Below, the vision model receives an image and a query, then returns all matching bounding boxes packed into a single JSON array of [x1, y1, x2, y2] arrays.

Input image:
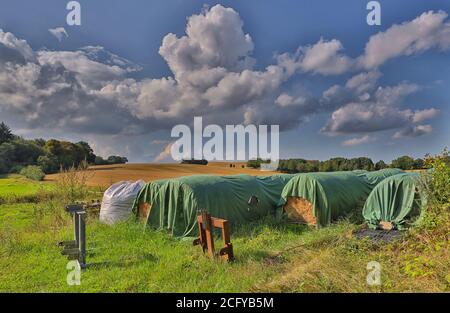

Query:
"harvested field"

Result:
[[45, 162, 277, 187]]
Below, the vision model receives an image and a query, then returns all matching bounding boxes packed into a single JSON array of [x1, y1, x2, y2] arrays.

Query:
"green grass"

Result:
[[0, 176, 448, 292], [0, 175, 54, 202]]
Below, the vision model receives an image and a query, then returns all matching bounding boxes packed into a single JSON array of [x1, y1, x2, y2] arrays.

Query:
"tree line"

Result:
[[0, 122, 128, 175], [247, 155, 428, 172]]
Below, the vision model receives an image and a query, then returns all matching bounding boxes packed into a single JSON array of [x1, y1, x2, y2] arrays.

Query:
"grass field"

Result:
[[0, 175, 55, 205], [0, 164, 449, 292], [45, 162, 276, 187]]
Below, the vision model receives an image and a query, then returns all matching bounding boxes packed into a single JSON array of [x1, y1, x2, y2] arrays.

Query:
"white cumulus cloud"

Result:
[[342, 135, 373, 146], [48, 27, 68, 42]]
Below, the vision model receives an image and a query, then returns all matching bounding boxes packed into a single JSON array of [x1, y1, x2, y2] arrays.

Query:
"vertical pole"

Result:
[[78, 211, 86, 268], [74, 212, 79, 246], [204, 213, 215, 258], [221, 220, 231, 244], [221, 220, 234, 261], [197, 215, 207, 252]]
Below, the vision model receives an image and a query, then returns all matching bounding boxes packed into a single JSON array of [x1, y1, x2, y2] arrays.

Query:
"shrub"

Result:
[[56, 164, 92, 204], [416, 148, 450, 231], [8, 164, 24, 174], [20, 165, 45, 181]]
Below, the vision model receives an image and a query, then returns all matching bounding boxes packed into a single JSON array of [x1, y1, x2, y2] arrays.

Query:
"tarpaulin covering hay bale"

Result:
[[278, 169, 403, 227], [364, 168, 405, 186], [132, 179, 168, 221], [135, 174, 295, 237], [362, 172, 426, 230]]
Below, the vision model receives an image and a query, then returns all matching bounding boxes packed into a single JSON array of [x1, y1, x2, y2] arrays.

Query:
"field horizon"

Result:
[[44, 162, 277, 187]]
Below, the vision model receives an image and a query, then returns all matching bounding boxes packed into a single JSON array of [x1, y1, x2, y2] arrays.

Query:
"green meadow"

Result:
[[0, 165, 448, 292]]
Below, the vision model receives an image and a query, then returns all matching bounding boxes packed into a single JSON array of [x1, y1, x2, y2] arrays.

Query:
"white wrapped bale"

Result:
[[99, 180, 145, 224]]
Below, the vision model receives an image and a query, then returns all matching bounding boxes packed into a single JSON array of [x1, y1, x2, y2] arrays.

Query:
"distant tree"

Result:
[[107, 155, 128, 164], [354, 157, 375, 171], [44, 139, 84, 168], [0, 142, 15, 173], [0, 123, 127, 173], [413, 158, 424, 169], [391, 155, 415, 170], [76, 141, 96, 164], [375, 160, 388, 170], [94, 156, 109, 165], [32, 138, 47, 147], [287, 159, 298, 173], [181, 159, 208, 165], [319, 160, 333, 172], [307, 160, 320, 172], [0, 122, 13, 145], [37, 155, 59, 173], [246, 158, 269, 169]]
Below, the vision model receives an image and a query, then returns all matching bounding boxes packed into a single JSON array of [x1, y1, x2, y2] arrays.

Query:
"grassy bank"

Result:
[[0, 175, 55, 204]]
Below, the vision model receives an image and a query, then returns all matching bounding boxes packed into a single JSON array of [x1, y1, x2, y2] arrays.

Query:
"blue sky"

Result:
[[0, 0, 449, 162]]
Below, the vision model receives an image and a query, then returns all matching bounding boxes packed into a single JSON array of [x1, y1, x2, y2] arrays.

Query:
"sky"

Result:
[[0, 0, 449, 163]]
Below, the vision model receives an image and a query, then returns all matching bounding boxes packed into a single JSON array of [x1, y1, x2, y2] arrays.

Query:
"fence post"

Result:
[[78, 211, 86, 269]]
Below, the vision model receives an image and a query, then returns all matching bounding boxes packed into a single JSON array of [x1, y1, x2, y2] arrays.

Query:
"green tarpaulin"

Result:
[[365, 168, 404, 187], [362, 172, 425, 230], [132, 179, 168, 214], [135, 174, 295, 237], [278, 169, 403, 227]]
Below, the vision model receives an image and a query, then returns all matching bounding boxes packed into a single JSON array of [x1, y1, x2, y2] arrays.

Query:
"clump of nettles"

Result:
[[33, 162, 92, 229], [56, 161, 92, 205], [416, 148, 450, 233]]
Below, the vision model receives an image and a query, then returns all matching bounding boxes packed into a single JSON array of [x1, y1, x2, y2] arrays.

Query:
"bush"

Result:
[[20, 165, 45, 181], [56, 164, 92, 204], [8, 164, 24, 174], [416, 149, 450, 231]]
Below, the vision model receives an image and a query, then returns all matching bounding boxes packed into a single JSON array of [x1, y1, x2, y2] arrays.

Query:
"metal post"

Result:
[[74, 212, 79, 246], [78, 211, 86, 269]]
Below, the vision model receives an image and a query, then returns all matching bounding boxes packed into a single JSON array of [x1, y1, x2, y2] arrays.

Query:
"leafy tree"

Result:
[[44, 139, 85, 168], [375, 160, 388, 170], [0, 124, 127, 174], [414, 158, 424, 169], [37, 155, 59, 173], [94, 156, 109, 165], [391, 155, 415, 170], [107, 155, 128, 164], [0, 142, 16, 173], [319, 160, 333, 172], [0, 122, 13, 144], [246, 158, 270, 169], [32, 138, 47, 147], [287, 159, 298, 173], [76, 141, 96, 164]]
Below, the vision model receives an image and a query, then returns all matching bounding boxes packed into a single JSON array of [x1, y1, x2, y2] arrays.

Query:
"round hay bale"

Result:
[[138, 202, 152, 222], [284, 196, 317, 225]]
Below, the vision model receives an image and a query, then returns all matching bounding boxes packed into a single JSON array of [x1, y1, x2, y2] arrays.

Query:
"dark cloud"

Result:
[[393, 124, 433, 138]]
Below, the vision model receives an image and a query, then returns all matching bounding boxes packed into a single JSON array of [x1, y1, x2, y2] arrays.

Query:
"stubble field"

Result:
[[45, 162, 276, 187]]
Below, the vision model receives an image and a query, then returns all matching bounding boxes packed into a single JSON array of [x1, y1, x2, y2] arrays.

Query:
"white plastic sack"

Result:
[[99, 180, 145, 225]]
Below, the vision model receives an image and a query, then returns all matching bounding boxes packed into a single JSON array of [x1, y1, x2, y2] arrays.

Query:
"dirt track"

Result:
[[45, 162, 277, 187]]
